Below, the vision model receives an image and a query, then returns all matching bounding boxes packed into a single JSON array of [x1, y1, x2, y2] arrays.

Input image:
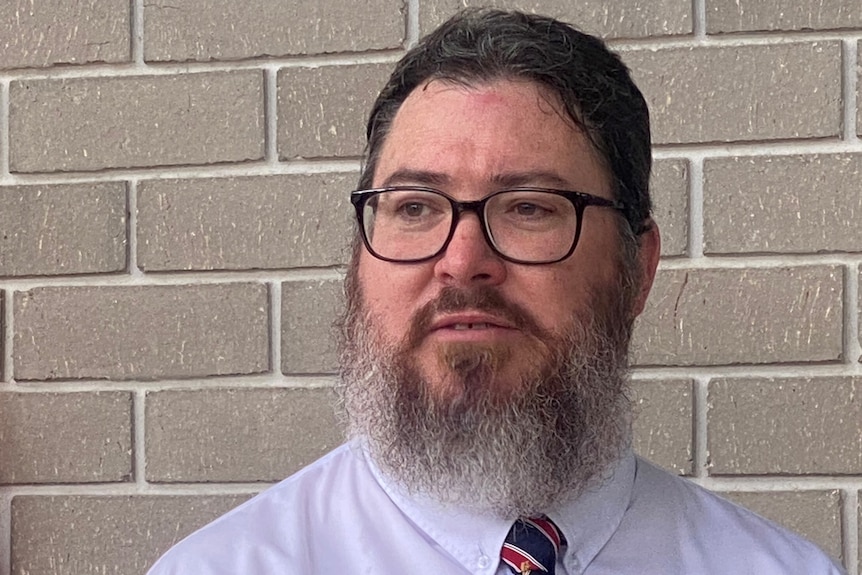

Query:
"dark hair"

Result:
[[359, 8, 653, 236]]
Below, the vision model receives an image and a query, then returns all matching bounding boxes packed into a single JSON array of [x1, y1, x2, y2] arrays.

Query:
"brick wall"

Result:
[[0, 1, 859, 573]]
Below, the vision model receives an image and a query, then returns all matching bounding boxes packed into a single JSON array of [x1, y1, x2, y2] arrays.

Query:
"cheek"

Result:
[[509, 265, 609, 333], [358, 257, 430, 336]]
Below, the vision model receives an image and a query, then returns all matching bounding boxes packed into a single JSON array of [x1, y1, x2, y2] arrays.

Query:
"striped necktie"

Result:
[[501, 516, 565, 574]]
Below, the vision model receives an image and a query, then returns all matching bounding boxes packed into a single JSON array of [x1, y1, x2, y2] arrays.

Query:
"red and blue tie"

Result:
[[501, 516, 565, 574]]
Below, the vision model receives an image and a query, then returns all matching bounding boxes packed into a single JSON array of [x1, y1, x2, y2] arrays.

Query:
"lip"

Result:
[[429, 312, 517, 332]]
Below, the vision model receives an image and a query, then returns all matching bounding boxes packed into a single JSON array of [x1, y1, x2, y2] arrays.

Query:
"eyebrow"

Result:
[[378, 169, 576, 190], [380, 169, 451, 188], [489, 171, 575, 189]]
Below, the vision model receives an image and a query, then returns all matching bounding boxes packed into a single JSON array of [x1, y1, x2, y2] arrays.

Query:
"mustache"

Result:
[[404, 286, 548, 349]]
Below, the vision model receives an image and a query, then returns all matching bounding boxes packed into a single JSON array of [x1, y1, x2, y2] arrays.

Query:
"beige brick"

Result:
[[278, 64, 393, 159], [632, 266, 843, 366], [282, 279, 343, 374], [721, 491, 843, 562], [144, 0, 404, 62], [0, 392, 131, 484], [707, 0, 862, 33], [13, 284, 269, 381], [631, 379, 693, 475], [419, 0, 692, 39], [704, 154, 862, 254], [0, 0, 129, 70], [859, 43, 862, 139], [146, 387, 341, 482], [11, 495, 248, 575], [624, 42, 842, 145], [9, 72, 264, 173], [0, 183, 126, 277], [137, 174, 355, 271], [651, 159, 689, 257], [708, 377, 862, 474], [859, 265, 862, 364]]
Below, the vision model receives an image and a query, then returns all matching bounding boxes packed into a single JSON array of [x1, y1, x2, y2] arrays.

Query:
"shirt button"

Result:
[[477, 555, 490, 568]]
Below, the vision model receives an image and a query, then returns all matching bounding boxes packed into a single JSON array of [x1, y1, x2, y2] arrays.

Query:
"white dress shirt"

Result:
[[147, 440, 845, 574]]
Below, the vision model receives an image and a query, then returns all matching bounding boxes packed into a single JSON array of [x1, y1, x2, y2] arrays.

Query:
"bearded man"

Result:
[[148, 9, 845, 575]]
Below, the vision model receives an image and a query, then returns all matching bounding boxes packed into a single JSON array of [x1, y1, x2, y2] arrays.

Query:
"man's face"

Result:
[[358, 79, 643, 402], [342, 78, 660, 515]]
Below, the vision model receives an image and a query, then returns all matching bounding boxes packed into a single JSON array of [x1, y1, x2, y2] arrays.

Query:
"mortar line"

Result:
[[652, 139, 862, 157], [842, 489, 859, 575], [0, 266, 348, 289], [1, 252, 857, 289], [692, 376, 709, 478], [658, 253, 862, 268], [0, 490, 10, 575], [269, 282, 282, 379], [632, 362, 862, 380], [692, 0, 706, 39], [133, 389, 147, 489], [0, 79, 10, 182], [610, 30, 862, 50], [131, 0, 145, 66], [5, 360, 859, 392], [3, 52, 404, 81], [686, 156, 705, 259], [406, 0, 421, 47], [6, 477, 862, 496], [3, 483, 269, 497], [127, 179, 143, 279], [0, 253, 859, 289], [264, 68, 279, 164], [691, 476, 862, 491], [0, 374, 337, 394], [2, 158, 363, 186], [843, 39, 859, 143]]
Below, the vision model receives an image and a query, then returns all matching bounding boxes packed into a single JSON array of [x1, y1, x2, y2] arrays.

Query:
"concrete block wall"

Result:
[[0, 0, 859, 573]]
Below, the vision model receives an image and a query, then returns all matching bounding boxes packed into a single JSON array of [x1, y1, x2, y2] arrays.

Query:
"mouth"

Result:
[[430, 314, 516, 333], [451, 322, 494, 330]]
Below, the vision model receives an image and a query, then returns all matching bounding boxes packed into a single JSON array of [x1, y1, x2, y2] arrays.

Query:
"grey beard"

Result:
[[337, 286, 634, 519]]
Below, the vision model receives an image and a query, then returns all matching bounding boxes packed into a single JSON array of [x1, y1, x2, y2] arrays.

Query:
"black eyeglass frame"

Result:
[[350, 186, 627, 265]]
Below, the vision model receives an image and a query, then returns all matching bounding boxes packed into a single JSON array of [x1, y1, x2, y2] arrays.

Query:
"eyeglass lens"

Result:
[[361, 189, 579, 263]]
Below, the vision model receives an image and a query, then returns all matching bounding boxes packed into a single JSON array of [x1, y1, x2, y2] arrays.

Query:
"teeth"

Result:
[[452, 323, 490, 330]]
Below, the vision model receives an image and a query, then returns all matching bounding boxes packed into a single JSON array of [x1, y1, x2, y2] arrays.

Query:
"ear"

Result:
[[629, 219, 661, 318]]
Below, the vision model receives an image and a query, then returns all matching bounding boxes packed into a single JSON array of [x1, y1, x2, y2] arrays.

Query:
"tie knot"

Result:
[[501, 516, 565, 574]]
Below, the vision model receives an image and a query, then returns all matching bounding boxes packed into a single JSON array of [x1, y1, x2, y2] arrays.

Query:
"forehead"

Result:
[[372, 78, 611, 196]]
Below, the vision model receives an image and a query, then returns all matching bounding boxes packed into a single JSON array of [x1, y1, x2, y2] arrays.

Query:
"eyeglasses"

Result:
[[350, 186, 626, 265]]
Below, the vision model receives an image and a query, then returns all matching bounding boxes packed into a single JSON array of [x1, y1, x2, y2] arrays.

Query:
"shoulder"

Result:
[[621, 457, 845, 575], [146, 442, 369, 575]]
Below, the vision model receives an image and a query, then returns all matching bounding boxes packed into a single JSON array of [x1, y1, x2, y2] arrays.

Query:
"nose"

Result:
[[433, 212, 507, 286]]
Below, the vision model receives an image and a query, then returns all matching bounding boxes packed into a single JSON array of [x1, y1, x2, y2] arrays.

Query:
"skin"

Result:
[[358, 78, 661, 400]]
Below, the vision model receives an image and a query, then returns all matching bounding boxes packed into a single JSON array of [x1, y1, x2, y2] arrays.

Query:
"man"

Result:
[[148, 9, 845, 574]]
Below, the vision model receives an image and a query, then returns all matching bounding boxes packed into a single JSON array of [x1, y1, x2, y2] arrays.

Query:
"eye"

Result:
[[399, 201, 430, 218], [511, 202, 552, 218]]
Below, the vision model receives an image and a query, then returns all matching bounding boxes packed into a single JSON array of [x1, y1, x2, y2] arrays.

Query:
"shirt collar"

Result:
[[360, 442, 636, 574], [547, 452, 636, 573]]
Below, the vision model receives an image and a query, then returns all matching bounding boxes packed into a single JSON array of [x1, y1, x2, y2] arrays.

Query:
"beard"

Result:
[[337, 260, 636, 518]]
